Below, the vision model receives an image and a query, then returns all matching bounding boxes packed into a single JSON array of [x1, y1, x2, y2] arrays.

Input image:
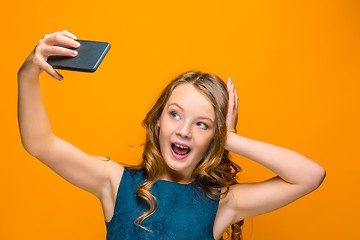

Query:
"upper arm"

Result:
[[224, 172, 325, 223], [31, 135, 124, 199]]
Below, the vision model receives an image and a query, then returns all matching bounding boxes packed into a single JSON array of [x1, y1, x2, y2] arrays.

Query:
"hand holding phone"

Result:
[[47, 40, 111, 73]]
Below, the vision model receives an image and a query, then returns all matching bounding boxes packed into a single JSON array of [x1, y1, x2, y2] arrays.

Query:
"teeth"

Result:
[[174, 143, 188, 149]]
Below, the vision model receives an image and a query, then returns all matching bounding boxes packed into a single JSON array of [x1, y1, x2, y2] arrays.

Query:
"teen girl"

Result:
[[18, 30, 326, 240]]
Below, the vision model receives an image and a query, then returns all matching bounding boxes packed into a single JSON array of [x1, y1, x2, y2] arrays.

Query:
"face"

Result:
[[157, 84, 216, 180]]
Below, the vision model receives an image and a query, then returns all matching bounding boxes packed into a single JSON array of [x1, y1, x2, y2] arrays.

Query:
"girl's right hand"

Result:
[[18, 30, 80, 81], [226, 77, 239, 133]]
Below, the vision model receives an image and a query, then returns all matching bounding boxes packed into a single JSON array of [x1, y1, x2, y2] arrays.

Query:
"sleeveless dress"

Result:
[[105, 167, 220, 240]]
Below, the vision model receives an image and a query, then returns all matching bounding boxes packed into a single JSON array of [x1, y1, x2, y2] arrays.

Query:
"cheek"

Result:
[[159, 124, 171, 140], [158, 121, 173, 149], [196, 134, 214, 154]]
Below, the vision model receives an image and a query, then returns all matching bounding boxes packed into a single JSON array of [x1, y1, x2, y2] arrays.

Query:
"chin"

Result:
[[164, 157, 198, 176], [164, 159, 188, 172]]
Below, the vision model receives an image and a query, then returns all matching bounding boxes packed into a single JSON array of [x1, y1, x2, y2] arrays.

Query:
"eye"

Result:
[[196, 122, 208, 129], [170, 111, 180, 120]]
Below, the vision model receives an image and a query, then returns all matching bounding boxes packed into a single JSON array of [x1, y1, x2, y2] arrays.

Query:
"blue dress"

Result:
[[105, 167, 220, 240]]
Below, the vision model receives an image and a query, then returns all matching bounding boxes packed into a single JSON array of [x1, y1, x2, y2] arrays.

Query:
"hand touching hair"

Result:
[[129, 71, 243, 239]]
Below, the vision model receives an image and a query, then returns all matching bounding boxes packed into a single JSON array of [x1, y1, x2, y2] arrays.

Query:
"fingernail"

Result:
[[74, 42, 80, 47], [72, 50, 78, 56], [58, 73, 63, 81]]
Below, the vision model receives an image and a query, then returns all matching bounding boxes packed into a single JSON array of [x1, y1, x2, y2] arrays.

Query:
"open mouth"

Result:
[[171, 142, 191, 159]]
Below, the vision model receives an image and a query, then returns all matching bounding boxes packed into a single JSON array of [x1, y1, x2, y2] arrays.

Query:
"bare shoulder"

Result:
[[110, 160, 125, 195], [214, 179, 296, 239], [214, 182, 268, 239], [99, 158, 124, 199], [98, 158, 124, 223], [214, 185, 243, 239], [216, 175, 323, 228]]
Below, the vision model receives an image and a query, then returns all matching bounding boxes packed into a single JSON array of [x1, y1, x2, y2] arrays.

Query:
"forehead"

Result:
[[166, 84, 215, 121]]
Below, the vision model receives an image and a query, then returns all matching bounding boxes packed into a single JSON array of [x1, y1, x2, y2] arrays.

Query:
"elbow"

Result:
[[21, 136, 55, 158], [305, 166, 326, 191], [22, 144, 42, 158], [315, 167, 326, 188], [21, 140, 38, 157]]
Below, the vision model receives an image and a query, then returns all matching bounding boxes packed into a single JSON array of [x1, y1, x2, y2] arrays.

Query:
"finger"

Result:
[[235, 89, 238, 109], [62, 30, 77, 39], [42, 33, 80, 49], [227, 77, 231, 92], [44, 30, 77, 40], [228, 82, 235, 111], [232, 83, 236, 110], [38, 61, 63, 80], [42, 45, 78, 57]]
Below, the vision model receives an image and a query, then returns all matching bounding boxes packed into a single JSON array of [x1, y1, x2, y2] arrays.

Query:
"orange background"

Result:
[[1, 0, 359, 239]]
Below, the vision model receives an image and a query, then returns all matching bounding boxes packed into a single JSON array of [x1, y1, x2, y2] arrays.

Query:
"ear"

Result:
[[156, 119, 160, 128]]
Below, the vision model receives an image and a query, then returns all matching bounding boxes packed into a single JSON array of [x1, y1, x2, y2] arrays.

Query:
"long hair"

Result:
[[128, 71, 244, 239]]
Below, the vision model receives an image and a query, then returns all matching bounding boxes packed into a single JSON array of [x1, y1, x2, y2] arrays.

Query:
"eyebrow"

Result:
[[168, 102, 214, 123]]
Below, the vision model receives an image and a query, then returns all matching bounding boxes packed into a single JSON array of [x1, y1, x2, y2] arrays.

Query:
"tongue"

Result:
[[172, 144, 190, 155]]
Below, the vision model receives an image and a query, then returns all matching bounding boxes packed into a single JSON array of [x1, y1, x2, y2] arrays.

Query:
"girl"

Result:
[[18, 30, 326, 240]]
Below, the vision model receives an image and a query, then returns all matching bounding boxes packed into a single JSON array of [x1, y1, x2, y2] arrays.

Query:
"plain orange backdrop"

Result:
[[1, 0, 359, 239]]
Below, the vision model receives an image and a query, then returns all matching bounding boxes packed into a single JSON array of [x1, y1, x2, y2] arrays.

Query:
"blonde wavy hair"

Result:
[[127, 71, 244, 239]]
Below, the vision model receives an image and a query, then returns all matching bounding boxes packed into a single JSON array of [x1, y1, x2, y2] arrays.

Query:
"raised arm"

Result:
[[17, 30, 123, 201], [221, 77, 326, 223]]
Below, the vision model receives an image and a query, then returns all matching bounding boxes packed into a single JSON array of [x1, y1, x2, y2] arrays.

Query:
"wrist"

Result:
[[18, 65, 41, 82], [18, 55, 42, 81], [225, 131, 237, 151], [227, 129, 237, 134]]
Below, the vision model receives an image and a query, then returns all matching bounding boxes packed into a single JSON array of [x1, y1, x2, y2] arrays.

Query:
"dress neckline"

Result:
[[127, 168, 196, 185], [156, 179, 196, 185]]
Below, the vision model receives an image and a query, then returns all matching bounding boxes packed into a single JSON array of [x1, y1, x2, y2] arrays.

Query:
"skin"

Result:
[[18, 30, 326, 240], [157, 84, 216, 183]]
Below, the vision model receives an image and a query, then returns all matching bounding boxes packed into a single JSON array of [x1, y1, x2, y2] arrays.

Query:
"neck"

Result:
[[159, 166, 195, 184]]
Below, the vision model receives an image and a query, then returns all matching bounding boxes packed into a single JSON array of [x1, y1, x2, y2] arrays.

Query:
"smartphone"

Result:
[[47, 40, 111, 73]]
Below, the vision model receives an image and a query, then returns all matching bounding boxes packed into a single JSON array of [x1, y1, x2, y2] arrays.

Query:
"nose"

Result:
[[176, 121, 192, 139]]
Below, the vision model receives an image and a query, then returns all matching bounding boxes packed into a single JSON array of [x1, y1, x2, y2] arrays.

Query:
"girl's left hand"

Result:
[[226, 77, 238, 133]]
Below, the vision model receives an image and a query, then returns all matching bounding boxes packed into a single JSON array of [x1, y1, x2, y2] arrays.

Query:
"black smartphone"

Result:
[[47, 40, 111, 72]]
